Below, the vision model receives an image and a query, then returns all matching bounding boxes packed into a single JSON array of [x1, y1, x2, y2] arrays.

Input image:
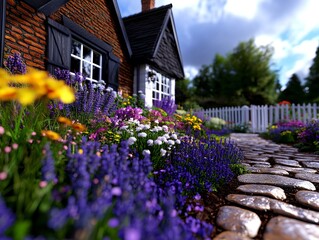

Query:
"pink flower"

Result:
[[0, 172, 8, 180], [4, 146, 11, 153], [0, 126, 4, 135], [39, 181, 48, 188], [12, 143, 18, 149]]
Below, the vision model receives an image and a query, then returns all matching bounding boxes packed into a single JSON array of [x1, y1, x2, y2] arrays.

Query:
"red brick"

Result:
[[9, 31, 23, 41], [24, 33, 39, 43], [16, 5, 33, 18], [29, 46, 45, 54], [5, 35, 16, 43], [11, 26, 23, 35], [20, 24, 35, 34]]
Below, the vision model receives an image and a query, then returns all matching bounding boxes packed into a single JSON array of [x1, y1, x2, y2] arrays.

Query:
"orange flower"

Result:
[[41, 130, 62, 141], [72, 123, 87, 132], [58, 116, 72, 126]]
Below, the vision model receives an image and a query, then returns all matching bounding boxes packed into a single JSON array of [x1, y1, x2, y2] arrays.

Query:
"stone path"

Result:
[[214, 133, 319, 240]]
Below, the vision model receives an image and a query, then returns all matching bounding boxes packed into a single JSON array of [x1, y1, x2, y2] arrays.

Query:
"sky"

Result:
[[117, 0, 319, 89]]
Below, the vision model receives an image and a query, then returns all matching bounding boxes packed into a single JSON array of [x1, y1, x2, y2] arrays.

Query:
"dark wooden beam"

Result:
[[0, 0, 6, 66]]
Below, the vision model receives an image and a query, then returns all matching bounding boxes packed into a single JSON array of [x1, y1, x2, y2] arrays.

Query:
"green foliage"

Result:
[[230, 164, 249, 175], [305, 46, 319, 102], [278, 73, 306, 104], [193, 39, 278, 108], [204, 117, 226, 130], [230, 123, 250, 133]]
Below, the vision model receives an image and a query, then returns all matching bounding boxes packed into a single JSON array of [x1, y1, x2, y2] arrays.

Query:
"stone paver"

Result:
[[217, 206, 261, 238], [274, 159, 302, 167], [227, 194, 319, 224], [295, 190, 319, 210], [212, 133, 319, 239], [237, 184, 286, 200], [295, 173, 319, 183], [264, 216, 319, 240], [213, 231, 253, 240], [302, 162, 319, 169], [273, 165, 317, 173], [246, 167, 289, 175], [238, 174, 316, 190]]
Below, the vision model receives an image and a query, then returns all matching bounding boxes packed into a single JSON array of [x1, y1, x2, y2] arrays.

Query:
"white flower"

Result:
[[138, 132, 147, 138], [163, 134, 170, 139], [147, 139, 154, 146], [160, 148, 167, 156], [138, 90, 143, 94], [143, 124, 151, 130], [142, 149, 151, 156], [154, 120, 159, 124], [162, 125, 169, 132], [136, 127, 143, 132], [154, 140, 163, 145], [171, 133, 178, 140], [175, 139, 181, 144], [168, 140, 175, 145], [128, 137, 137, 145], [120, 125, 129, 130]]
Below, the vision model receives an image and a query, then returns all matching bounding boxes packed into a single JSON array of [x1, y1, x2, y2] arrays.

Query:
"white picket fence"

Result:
[[196, 103, 319, 133]]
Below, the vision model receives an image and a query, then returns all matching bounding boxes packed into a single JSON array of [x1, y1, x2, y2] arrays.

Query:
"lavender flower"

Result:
[[0, 195, 15, 235], [41, 143, 56, 183], [153, 96, 177, 116], [4, 52, 26, 74]]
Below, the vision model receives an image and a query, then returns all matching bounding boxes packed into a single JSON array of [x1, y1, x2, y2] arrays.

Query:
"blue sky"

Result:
[[117, 0, 319, 89]]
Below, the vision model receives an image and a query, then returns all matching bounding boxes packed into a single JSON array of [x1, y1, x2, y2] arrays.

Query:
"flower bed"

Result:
[[0, 54, 244, 239], [261, 119, 319, 154]]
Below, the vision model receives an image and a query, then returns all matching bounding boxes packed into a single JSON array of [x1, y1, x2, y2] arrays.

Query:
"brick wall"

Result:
[[4, 0, 46, 69], [50, 0, 134, 95], [4, 0, 133, 95]]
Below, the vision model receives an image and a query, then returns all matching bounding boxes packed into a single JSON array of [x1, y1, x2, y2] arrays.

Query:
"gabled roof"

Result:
[[123, 4, 184, 79]]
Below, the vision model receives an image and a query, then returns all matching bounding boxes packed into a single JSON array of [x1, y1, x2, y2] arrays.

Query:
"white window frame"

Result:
[[152, 74, 171, 103], [70, 39, 102, 83]]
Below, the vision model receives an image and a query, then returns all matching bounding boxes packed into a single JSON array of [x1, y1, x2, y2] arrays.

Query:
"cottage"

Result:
[[0, 0, 184, 106], [124, 0, 184, 106]]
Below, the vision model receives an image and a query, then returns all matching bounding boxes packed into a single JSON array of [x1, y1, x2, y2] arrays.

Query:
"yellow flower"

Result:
[[58, 116, 72, 126], [0, 68, 75, 105], [0, 87, 17, 101], [42, 130, 62, 141], [78, 149, 83, 154], [72, 123, 87, 132]]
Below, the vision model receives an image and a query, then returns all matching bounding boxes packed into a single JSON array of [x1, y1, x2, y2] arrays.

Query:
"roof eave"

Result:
[[109, 0, 132, 57], [152, 9, 185, 78]]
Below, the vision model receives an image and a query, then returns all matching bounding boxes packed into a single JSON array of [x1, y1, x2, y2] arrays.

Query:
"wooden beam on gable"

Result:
[[23, 0, 70, 16]]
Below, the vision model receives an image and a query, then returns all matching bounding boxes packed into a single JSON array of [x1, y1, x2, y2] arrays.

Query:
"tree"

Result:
[[175, 78, 198, 109], [193, 39, 278, 108], [305, 46, 319, 102], [278, 73, 306, 104]]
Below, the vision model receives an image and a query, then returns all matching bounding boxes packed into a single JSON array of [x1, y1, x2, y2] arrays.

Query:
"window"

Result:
[[71, 39, 102, 83], [152, 74, 171, 103], [47, 17, 120, 90]]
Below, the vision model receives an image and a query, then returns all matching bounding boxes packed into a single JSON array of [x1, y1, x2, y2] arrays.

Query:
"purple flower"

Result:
[[153, 96, 177, 116], [0, 195, 15, 235], [4, 53, 26, 74], [41, 143, 56, 183]]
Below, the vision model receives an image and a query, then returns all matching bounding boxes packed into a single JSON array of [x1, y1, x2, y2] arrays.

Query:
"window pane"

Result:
[[153, 91, 155, 99], [93, 51, 101, 65], [82, 62, 91, 78], [93, 66, 100, 81], [71, 57, 80, 73], [72, 40, 81, 56], [83, 46, 91, 62]]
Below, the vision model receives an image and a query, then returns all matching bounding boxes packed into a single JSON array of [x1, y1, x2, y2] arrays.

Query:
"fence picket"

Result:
[[195, 103, 319, 133]]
